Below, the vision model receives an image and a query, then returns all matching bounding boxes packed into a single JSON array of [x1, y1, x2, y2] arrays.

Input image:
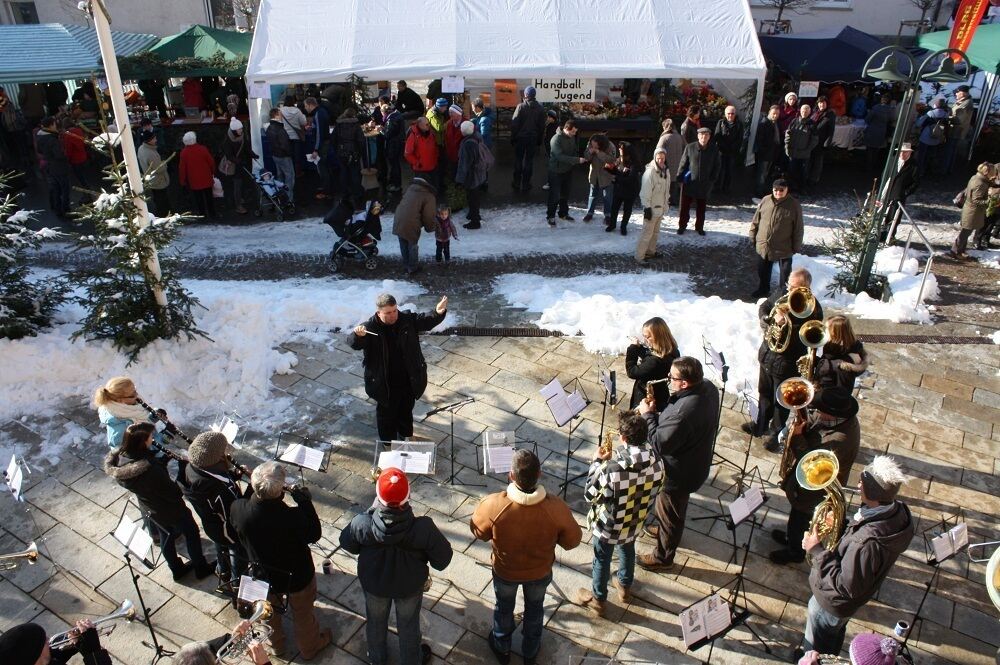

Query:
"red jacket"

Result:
[[404, 126, 438, 172], [61, 127, 88, 165], [445, 121, 463, 164], [179, 143, 216, 191]]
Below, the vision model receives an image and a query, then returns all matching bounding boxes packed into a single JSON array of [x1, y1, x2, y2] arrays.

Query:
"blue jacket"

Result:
[[312, 106, 331, 152], [916, 108, 950, 147], [98, 406, 165, 448], [474, 108, 494, 148]]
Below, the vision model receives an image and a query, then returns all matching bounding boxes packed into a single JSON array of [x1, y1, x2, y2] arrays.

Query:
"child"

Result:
[[576, 411, 664, 616], [434, 203, 458, 263]]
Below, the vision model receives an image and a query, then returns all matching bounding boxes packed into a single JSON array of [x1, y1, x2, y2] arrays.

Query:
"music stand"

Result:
[[3, 454, 30, 502], [693, 469, 769, 565], [421, 397, 482, 487], [702, 337, 740, 474], [560, 369, 615, 492], [539, 376, 590, 498], [111, 501, 173, 664], [275, 432, 332, 487]]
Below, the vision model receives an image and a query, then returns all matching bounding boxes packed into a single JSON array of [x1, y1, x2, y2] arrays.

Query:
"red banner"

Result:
[[948, 0, 990, 59]]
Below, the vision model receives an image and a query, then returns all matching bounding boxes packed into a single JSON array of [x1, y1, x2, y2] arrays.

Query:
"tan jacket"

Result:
[[961, 173, 990, 230], [749, 193, 803, 260], [393, 178, 438, 243], [471, 483, 581, 582]]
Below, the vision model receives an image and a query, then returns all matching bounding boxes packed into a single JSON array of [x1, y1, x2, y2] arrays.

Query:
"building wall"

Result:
[[749, 0, 956, 39], [2, 0, 213, 36]]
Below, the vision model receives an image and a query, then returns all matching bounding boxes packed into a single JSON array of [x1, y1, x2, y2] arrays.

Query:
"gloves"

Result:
[[75, 627, 102, 655], [289, 486, 312, 503], [643, 208, 652, 220]]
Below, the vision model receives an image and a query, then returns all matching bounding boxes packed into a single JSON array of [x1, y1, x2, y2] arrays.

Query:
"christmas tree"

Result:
[[820, 203, 890, 300], [68, 150, 207, 363], [0, 173, 67, 339]]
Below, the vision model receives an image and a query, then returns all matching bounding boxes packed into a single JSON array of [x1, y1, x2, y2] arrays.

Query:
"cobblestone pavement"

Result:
[[3, 332, 1000, 665]]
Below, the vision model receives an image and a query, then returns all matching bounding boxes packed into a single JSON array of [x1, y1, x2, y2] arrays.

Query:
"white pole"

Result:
[[88, 0, 168, 310]]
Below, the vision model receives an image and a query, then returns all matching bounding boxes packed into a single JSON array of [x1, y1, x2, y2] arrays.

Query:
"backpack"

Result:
[[929, 117, 948, 143], [476, 141, 495, 172]]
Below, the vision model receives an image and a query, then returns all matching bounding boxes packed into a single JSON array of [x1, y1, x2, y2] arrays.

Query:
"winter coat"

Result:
[[612, 161, 641, 201], [404, 127, 439, 172], [278, 104, 306, 141], [222, 131, 255, 168], [183, 463, 245, 546], [864, 103, 894, 148], [749, 193, 804, 261], [585, 443, 665, 545], [810, 501, 914, 618], [434, 214, 458, 242], [394, 87, 424, 115], [311, 105, 331, 152], [179, 143, 216, 191], [757, 293, 825, 377], [754, 118, 782, 163], [137, 142, 169, 190], [474, 108, 494, 147], [333, 112, 365, 161], [444, 121, 463, 164], [713, 117, 744, 155], [425, 108, 447, 146], [61, 127, 87, 165], [785, 118, 818, 160], [471, 483, 581, 582], [812, 109, 837, 148], [510, 99, 546, 142], [381, 109, 405, 153], [916, 108, 949, 147], [642, 380, 720, 494], [455, 133, 487, 190], [392, 178, 438, 244], [655, 131, 685, 175], [961, 172, 991, 230], [680, 117, 700, 145], [586, 141, 617, 188], [887, 158, 919, 203], [778, 103, 798, 134], [35, 129, 69, 176], [349, 305, 446, 404], [781, 415, 860, 514], [816, 340, 869, 391], [639, 160, 671, 214], [266, 119, 292, 159], [103, 449, 192, 527], [625, 344, 677, 410], [949, 97, 973, 139], [676, 141, 721, 200], [230, 492, 321, 594], [548, 129, 579, 174], [339, 503, 453, 599]]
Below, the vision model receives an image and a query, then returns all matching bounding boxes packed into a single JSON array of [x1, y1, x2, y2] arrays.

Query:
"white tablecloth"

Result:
[[831, 122, 866, 150]]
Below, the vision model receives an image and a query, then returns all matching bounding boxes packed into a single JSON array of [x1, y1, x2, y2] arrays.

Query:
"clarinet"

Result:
[[135, 395, 194, 445], [151, 441, 188, 464], [226, 453, 252, 480]]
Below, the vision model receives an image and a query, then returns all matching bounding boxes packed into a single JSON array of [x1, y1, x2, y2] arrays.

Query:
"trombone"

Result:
[[0, 541, 38, 570], [48, 600, 135, 650]]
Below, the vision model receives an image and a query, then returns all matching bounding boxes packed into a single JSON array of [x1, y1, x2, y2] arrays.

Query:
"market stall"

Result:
[[244, 0, 767, 166]]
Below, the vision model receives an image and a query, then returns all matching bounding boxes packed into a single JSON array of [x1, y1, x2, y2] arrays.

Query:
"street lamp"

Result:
[[853, 46, 970, 295]]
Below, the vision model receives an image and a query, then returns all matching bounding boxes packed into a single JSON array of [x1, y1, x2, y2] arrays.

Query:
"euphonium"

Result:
[[796, 320, 830, 383], [48, 600, 135, 650], [796, 449, 846, 553], [216, 600, 273, 665], [764, 286, 816, 353], [0, 541, 38, 570]]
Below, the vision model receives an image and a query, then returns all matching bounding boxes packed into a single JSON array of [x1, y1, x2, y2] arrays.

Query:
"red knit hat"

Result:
[[376, 467, 410, 507]]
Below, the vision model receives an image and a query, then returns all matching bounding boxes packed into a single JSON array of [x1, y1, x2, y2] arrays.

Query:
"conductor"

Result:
[[351, 293, 448, 442]]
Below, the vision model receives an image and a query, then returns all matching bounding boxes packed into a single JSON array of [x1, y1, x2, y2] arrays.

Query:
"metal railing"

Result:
[[885, 203, 936, 307]]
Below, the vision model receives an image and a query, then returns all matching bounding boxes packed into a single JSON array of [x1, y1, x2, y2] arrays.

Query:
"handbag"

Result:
[[212, 177, 224, 198], [218, 156, 236, 176], [953, 190, 966, 208]]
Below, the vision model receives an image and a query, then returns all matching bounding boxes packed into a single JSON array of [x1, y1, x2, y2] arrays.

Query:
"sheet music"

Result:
[[6, 463, 23, 501], [703, 593, 732, 637], [212, 417, 239, 444], [378, 451, 432, 475], [728, 487, 764, 525], [539, 378, 564, 401], [238, 575, 270, 602], [128, 527, 153, 559], [113, 517, 140, 547], [485, 445, 515, 474], [566, 390, 587, 414], [706, 345, 725, 374], [931, 522, 969, 562], [681, 593, 731, 647], [5, 455, 16, 482], [681, 604, 707, 647], [599, 370, 615, 397], [280, 443, 325, 471]]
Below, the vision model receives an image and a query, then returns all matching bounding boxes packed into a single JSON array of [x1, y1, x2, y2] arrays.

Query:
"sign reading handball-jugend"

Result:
[[533, 78, 596, 103]]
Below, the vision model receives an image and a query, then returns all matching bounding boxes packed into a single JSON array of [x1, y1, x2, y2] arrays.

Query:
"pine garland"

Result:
[[0, 174, 67, 339]]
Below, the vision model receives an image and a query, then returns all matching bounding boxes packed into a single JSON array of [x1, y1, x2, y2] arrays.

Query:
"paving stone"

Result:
[[0, 578, 44, 631], [150, 595, 230, 645], [440, 336, 504, 364], [943, 394, 1000, 427], [435, 350, 499, 383], [962, 432, 1000, 456], [0, 531, 55, 593], [973, 388, 1000, 410], [921, 374, 975, 400], [288, 354, 333, 381], [70, 467, 129, 509], [37, 523, 123, 588], [440, 373, 528, 413], [883, 411, 965, 446], [944, 368, 1000, 395]]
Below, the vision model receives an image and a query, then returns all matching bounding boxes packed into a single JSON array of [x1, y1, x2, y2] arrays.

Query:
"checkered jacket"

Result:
[[585, 443, 665, 545]]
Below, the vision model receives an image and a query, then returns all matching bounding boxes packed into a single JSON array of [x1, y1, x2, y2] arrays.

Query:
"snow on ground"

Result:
[[0, 277, 439, 458]]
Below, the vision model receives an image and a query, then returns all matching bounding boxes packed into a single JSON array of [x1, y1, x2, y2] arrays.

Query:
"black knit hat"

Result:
[[189, 431, 229, 468], [0, 623, 47, 665]]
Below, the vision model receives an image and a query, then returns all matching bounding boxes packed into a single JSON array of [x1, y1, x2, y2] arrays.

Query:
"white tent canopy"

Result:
[[246, 0, 767, 162]]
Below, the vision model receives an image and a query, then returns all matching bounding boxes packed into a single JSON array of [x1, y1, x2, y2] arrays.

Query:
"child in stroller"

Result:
[[323, 197, 383, 271], [251, 167, 295, 221]]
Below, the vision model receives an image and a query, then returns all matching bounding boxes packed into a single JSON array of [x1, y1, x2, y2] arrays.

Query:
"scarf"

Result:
[[102, 400, 150, 423]]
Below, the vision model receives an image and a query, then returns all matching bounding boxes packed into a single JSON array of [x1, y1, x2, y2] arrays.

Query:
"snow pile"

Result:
[[0, 277, 429, 431], [495, 272, 764, 392], [968, 248, 1000, 270], [991, 331, 1000, 345]]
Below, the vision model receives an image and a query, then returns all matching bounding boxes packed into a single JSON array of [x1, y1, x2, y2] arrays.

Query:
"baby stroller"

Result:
[[323, 198, 382, 272], [248, 164, 295, 221]]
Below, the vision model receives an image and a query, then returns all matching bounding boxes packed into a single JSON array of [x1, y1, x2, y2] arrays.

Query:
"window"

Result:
[[9, 1, 39, 24]]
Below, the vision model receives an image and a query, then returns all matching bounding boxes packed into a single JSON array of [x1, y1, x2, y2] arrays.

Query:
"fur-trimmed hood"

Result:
[[103, 449, 151, 481]]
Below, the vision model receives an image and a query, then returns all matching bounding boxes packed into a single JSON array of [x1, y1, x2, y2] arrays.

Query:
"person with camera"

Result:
[[0, 620, 111, 665], [231, 462, 331, 660]]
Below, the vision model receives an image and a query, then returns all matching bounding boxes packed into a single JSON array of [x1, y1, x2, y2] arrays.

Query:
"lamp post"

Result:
[[852, 46, 970, 295]]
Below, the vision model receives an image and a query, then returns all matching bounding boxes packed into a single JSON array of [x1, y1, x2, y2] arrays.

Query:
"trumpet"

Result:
[[796, 320, 830, 384], [48, 600, 135, 650], [796, 449, 846, 553], [0, 541, 38, 570], [215, 600, 273, 665], [135, 395, 194, 445], [764, 286, 816, 353]]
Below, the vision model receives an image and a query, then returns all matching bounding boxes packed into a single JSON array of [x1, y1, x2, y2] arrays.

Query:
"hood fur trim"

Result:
[[506, 483, 546, 506], [103, 449, 151, 481]]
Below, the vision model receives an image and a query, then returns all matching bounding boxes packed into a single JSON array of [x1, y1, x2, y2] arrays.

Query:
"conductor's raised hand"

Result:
[[436, 296, 448, 314], [353, 325, 367, 337]]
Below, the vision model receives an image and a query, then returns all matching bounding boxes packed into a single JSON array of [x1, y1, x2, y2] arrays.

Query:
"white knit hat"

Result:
[[460, 120, 475, 136], [229, 117, 243, 131], [182, 131, 196, 145]]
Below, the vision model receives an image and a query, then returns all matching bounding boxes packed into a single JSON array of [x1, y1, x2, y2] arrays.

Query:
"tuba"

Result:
[[0, 541, 38, 570], [764, 286, 816, 354], [776, 377, 815, 480], [796, 320, 830, 383], [796, 449, 846, 553], [48, 600, 135, 649], [216, 600, 274, 664]]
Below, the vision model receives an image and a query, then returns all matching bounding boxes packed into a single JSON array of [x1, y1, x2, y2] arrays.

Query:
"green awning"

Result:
[[148, 24, 252, 62], [117, 25, 251, 80], [917, 24, 1000, 73]]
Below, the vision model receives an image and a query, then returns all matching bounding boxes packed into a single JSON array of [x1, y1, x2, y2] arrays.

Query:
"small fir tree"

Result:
[[0, 173, 67, 339], [820, 204, 890, 299]]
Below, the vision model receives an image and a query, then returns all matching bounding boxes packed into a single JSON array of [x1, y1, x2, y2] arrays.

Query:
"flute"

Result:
[[135, 395, 194, 445]]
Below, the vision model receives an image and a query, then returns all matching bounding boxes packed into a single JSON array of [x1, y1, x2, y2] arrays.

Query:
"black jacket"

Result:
[[266, 119, 292, 159], [230, 492, 321, 594], [103, 449, 192, 527], [625, 344, 677, 411], [757, 290, 825, 377], [612, 162, 642, 201], [350, 309, 446, 404], [183, 462, 246, 545], [676, 141, 721, 200], [813, 109, 837, 147], [642, 380, 720, 494], [510, 99, 546, 141], [333, 113, 366, 160], [713, 117, 744, 155], [887, 158, 919, 203], [754, 118, 782, 163], [382, 109, 406, 152], [815, 340, 869, 391], [36, 129, 70, 176], [395, 87, 424, 115], [340, 503, 453, 598]]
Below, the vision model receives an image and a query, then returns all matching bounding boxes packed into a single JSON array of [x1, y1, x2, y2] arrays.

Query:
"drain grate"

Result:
[[852, 334, 990, 345], [439, 326, 564, 337]]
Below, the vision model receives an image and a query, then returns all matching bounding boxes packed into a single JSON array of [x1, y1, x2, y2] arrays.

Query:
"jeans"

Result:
[[803, 595, 850, 654], [398, 237, 419, 273], [316, 140, 333, 192], [364, 591, 423, 665], [154, 511, 208, 574], [492, 572, 552, 660], [585, 183, 613, 219], [755, 255, 793, 295], [271, 155, 295, 203], [513, 136, 539, 189], [754, 159, 773, 198], [592, 539, 635, 601], [435, 240, 451, 262], [610, 194, 636, 229], [546, 169, 573, 219]]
